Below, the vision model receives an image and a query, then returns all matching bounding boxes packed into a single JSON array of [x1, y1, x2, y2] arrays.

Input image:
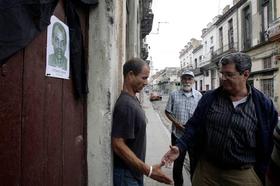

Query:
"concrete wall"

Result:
[[247, 42, 280, 111], [127, 1, 141, 59], [87, 0, 126, 185], [277, 0, 280, 18], [87, 0, 143, 185]]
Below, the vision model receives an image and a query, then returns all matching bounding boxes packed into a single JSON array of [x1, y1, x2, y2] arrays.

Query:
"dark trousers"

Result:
[[113, 167, 143, 186], [171, 133, 187, 186]]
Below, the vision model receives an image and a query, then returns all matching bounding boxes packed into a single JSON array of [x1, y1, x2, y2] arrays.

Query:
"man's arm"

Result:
[[112, 137, 173, 184], [161, 145, 180, 166], [162, 92, 210, 164], [165, 110, 185, 131]]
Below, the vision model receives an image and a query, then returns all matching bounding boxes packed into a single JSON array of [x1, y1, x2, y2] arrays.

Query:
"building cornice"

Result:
[[250, 67, 279, 76], [214, 0, 247, 26]]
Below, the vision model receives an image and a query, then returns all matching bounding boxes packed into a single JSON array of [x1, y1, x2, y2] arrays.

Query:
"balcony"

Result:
[[267, 17, 280, 41], [141, 44, 149, 60], [211, 42, 238, 63], [141, 1, 154, 39]]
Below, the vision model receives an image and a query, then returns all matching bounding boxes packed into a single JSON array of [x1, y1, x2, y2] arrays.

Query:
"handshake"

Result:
[[149, 145, 180, 185]]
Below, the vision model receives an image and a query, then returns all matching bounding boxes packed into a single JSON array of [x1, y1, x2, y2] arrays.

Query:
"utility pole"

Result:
[[150, 21, 168, 34]]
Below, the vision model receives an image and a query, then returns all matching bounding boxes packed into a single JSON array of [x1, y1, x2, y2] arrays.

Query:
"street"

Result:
[[143, 93, 191, 186]]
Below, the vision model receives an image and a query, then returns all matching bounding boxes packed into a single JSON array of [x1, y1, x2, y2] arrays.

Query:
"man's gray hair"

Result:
[[219, 52, 252, 73]]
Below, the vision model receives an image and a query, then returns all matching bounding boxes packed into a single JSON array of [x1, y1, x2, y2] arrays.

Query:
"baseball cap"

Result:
[[181, 70, 194, 77]]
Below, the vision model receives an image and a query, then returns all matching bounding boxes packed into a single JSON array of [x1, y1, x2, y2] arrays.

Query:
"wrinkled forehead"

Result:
[[53, 25, 66, 38], [219, 54, 237, 69], [54, 31, 65, 41]]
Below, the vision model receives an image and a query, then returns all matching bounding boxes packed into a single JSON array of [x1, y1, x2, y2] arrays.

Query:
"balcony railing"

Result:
[[267, 17, 280, 41], [211, 42, 238, 59], [141, 8, 154, 38]]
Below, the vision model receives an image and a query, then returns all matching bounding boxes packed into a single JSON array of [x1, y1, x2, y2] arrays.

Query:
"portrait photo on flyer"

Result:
[[46, 15, 70, 79]]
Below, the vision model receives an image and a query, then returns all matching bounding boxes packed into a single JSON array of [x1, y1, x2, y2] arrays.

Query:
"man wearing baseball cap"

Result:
[[165, 70, 202, 186]]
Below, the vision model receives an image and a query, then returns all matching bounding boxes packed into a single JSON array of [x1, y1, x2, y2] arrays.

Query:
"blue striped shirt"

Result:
[[205, 89, 258, 167]]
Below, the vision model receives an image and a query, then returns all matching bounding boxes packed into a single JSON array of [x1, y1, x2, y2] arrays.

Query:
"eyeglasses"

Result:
[[219, 71, 241, 79]]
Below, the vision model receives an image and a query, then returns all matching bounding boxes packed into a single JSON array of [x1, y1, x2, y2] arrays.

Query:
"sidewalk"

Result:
[[143, 94, 191, 186]]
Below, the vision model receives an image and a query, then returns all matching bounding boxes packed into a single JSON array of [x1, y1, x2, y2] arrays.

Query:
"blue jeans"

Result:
[[113, 167, 144, 186]]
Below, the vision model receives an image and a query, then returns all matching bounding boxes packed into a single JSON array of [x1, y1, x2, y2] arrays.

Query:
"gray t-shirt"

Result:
[[112, 91, 147, 181]]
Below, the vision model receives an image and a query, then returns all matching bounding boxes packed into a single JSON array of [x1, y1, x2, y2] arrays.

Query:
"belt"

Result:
[[238, 164, 253, 170], [204, 156, 254, 170], [208, 159, 253, 170]]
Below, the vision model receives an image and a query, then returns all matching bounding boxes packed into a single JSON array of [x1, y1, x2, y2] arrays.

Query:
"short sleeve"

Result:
[[165, 92, 174, 114]]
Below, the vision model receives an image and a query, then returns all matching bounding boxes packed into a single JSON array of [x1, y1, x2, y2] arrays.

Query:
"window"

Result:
[[263, 57, 272, 69], [219, 27, 223, 52], [210, 46, 214, 55], [262, 0, 271, 29], [200, 80, 203, 91], [228, 19, 234, 49], [243, 6, 251, 49], [210, 36, 214, 44], [261, 0, 272, 41], [205, 41, 208, 54], [211, 69, 216, 89], [261, 78, 274, 97], [204, 70, 209, 77], [194, 58, 197, 68]]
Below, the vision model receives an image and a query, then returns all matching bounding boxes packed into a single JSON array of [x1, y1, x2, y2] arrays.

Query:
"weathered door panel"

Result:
[[63, 83, 85, 186], [21, 29, 48, 186], [0, 0, 87, 185], [0, 52, 23, 186]]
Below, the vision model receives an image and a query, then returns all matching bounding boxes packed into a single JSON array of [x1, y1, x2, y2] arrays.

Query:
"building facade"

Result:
[[87, 0, 154, 185], [149, 67, 180, 94], [178, 0, 280, 110]]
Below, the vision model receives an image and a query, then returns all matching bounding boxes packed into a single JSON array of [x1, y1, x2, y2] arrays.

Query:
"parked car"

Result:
[[149, 92, 162, 101]]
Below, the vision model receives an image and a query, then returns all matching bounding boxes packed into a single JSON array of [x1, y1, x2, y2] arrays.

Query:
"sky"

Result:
[[146, 0, 233, 73]]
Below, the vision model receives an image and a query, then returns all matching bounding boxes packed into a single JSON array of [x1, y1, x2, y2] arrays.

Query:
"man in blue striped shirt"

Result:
[[165, 70, 202, 186], [162, 53, 278, 186]]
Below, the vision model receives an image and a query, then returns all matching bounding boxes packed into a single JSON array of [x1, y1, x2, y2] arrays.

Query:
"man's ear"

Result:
[[128, 71, 134, 76], [243, 70, 250, 79], [127, 71, 135, 80]]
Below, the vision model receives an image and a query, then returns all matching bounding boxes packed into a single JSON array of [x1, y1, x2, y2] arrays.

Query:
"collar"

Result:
[[219, 84, 252, 100], [180, 89, 194, 97]]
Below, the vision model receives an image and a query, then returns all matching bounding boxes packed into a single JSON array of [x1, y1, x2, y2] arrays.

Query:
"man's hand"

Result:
[[165, 111, 185, 131], [161, 145, 180, 167], [149, 162, 173, 184]]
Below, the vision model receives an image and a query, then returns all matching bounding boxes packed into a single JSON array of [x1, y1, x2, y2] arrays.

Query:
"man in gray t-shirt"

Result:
[[112, 91, 147, 181], [111, 58, 172, 186]]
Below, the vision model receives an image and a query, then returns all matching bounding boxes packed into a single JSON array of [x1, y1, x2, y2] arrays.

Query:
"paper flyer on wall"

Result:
[[46, 15, 70, 79]]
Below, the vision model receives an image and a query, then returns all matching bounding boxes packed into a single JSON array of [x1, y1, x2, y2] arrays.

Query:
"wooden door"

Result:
[[0, 1, 87, 185]]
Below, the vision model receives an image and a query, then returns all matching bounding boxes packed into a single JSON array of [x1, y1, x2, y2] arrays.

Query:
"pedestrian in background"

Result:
[[165, 70, 202, 186], [111, 58, 172, 186], [162, 52, 278, 186], [266, 120, 280, 186]]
